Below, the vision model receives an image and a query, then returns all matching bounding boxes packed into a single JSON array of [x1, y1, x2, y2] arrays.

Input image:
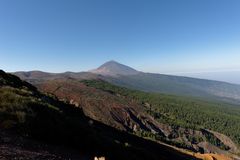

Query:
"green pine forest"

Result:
[[82, 80, 240, 146]]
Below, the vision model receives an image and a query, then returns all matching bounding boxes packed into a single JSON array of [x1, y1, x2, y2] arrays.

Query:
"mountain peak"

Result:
[[100, 60, 121, 66], [90, 60, 139, 76], [105, 60, 118, 63]]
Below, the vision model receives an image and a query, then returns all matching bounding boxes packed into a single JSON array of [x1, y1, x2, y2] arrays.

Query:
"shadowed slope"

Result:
[[0, 70, 198, 160]]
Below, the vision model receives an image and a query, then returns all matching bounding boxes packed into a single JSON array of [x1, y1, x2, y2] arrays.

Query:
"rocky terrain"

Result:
[[37, 78, 239, 156], [0, 130, 88, 160], [0, 70, 199, 160], [9, 61, 240, 159]]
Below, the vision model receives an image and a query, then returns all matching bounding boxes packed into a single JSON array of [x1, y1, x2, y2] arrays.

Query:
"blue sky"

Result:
[[1, 0, 240, 79]]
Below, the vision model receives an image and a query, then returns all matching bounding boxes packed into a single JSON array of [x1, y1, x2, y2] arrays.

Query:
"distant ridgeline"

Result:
[[15, 61, 240, 104]]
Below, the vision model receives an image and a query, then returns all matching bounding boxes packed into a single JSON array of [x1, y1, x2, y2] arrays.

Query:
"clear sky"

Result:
[[1, 0, 240, 78]]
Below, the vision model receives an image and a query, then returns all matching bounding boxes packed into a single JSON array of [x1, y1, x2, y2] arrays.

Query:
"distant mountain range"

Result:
[[14, 60, 240, 104], [7, 61, 240, 159]]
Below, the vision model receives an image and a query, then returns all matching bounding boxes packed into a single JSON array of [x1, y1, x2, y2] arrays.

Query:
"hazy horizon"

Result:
[[8, 60, 240, 85]]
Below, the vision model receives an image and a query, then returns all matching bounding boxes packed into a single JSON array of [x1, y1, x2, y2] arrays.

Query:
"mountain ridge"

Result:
[[12, 60, 240, 103], [14, 60, 240, 85]]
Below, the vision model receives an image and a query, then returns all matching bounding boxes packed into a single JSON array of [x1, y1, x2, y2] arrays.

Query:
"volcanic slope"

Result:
[[0, 70, 199, 160], [37, 78, 240, 157]]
